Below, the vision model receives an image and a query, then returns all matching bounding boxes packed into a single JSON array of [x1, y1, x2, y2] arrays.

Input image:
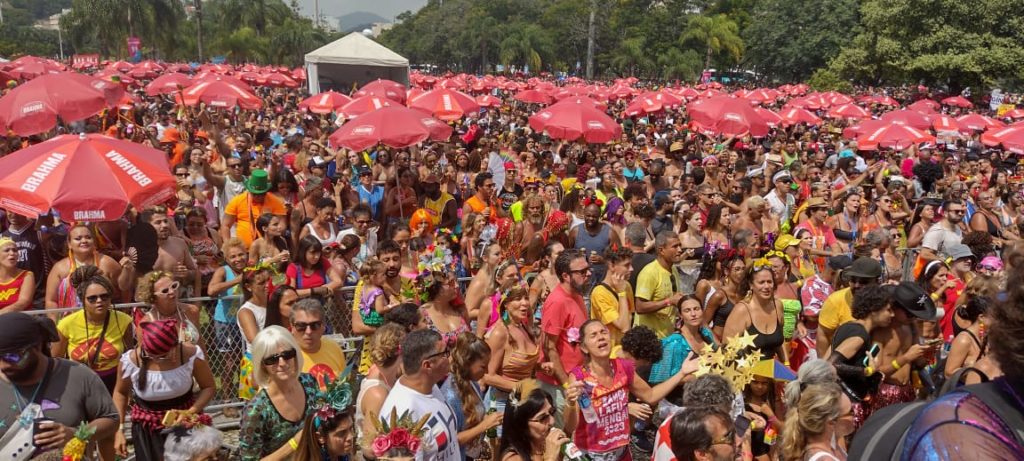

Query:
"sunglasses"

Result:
[[710, 429, 738, 447], [0, 346, 32, 365], [529, 410, 555, 423], [158, 281, 181, 295], [425, 347, 451, 361], [228, 163, 243, 169], [261, 348, 298, 366], [86, 293, 112, 304], [569, 265, 592, 275], [292, 321, 323, 332]]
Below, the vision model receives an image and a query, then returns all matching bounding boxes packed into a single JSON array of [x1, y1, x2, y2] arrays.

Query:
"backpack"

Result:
[[848, 368, 1024, 460]]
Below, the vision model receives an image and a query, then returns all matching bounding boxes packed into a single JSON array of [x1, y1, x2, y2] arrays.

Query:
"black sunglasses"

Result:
[[262, 349, 298, 366], [425, 347, 451, 361], [86, 293, 112, 304], [0, 346, 32, 365], [292, 321, 323, 332]]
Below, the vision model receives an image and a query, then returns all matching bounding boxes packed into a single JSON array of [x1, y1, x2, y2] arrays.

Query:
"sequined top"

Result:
[[903, 378, 1024, 460], [237, 373, 320, 461]]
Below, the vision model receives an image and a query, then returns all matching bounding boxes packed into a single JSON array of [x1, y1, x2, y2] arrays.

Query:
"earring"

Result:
[[978, 319, 987, 339]]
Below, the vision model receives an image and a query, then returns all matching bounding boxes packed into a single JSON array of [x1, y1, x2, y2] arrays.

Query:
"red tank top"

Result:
[[0, 270, 29, 310]]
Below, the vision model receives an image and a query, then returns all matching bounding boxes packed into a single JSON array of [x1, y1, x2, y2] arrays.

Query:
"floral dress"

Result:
[[421, 306, 470, 347], [238, 373, 320, 461]]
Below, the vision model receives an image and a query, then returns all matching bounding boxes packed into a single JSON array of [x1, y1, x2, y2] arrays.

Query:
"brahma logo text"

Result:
[[105, 151, 153, 187], [73, 210, 107, 221], [20, 153, 67, 192], [21, 101, 45, 115]]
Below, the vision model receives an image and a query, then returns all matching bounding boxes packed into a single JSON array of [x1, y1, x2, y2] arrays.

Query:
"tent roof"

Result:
[[305, 33, 409, 67]]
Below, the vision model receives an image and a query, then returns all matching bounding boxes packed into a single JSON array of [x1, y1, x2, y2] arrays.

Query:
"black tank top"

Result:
[[746, 302, 784, 360]]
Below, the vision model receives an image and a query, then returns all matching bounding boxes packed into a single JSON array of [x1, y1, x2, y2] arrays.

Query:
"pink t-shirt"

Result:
[[571, 358, 635, 454], [537, 284, 587, 386]]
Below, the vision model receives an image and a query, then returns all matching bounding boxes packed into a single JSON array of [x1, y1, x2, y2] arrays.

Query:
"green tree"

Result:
[[60, 0, 184, 57], [498, 24, 553, 72], [680, 14, 743, 71], [743, 0, 859, 82], [656, 47, 702, 81], [608, 36, 653, 77]]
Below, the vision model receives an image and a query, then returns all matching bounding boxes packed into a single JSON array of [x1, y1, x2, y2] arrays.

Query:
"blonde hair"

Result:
[[251, 326, 304, 388], [780, 382, 842, 461], [135, 270, 174, 304], [357, 258, 385, 281], [221, 237, 246, 255], [367, 323, 405, 367]]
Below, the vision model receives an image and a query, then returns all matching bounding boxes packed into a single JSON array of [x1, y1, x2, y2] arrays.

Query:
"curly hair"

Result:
[[357, 258, 385, 282], [70, 265, 114, 305], [367, 323, 405, 368], [135, 270, 174, 304], [620, 326, 663, 364], [961, 231, 995, 259], [451, 332, 491, 428], [851, 284, 890, 319], [602, 246, 633, 265], [989, 247, 1024, 381], [912, 161, 944, 192]]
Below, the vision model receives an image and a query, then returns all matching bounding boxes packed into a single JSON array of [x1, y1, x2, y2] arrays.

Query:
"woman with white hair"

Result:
[[238, 326, 321, 461], [164, 425, 224, 461]]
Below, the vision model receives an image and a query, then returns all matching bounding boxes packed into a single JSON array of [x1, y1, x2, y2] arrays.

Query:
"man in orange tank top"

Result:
[[462, 172, 498, 229]]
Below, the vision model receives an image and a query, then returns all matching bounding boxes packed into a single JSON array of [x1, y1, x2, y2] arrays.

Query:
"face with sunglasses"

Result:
[[152, 277, 181, 305], [700, 415, 739, 461], [261, 347, 298, 381], [0, 344, 40, 382], [82, 283, 113, 320], [291, 310, 325, 351]]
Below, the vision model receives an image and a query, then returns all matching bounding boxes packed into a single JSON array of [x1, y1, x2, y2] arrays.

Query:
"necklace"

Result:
[[13, 358, 52, 414]]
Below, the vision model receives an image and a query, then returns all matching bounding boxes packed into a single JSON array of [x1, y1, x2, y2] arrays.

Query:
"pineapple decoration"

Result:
[[694, 331, 761, 392], [62, 423, 96, 461]]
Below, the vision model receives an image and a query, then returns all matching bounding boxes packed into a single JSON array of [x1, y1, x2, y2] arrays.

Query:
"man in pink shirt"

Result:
[[538, 249, 591, 427], [795, 197, 842, 273]]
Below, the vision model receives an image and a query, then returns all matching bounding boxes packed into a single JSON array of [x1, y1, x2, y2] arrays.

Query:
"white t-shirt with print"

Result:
[[379, 380, 460, 461]]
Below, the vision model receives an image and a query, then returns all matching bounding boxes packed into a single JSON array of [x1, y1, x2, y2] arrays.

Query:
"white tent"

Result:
[[304, 33, 409, 94]]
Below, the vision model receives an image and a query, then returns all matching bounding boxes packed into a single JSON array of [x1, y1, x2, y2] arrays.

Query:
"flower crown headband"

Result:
[[313, 376, 354, 430]]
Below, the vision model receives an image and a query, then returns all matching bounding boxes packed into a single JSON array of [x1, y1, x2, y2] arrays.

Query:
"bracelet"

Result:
[[892, 359, 902, 370], [864, 366, 875, 376], [288, 438, 299, 451], [617, 292, 627, 298], [930, 292, 940, 301]]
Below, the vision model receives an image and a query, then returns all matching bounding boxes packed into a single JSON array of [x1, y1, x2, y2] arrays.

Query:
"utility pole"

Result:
[[314, 0, 320, 28], [585, 0, 595, 79], [195, 0, 203, 61]]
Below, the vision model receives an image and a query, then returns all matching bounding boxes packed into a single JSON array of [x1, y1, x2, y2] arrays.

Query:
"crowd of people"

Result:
[[1, 68, 1024, 461]]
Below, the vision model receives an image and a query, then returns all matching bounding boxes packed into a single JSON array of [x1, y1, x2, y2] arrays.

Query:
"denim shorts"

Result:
[[214, 321, 243, 354]]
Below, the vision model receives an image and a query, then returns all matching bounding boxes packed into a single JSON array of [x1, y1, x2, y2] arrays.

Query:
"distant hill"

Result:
[[338, 11, 389, 32]]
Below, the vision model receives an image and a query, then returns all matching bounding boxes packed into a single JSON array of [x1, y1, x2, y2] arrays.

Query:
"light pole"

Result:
[[195, 0, 203, 61]]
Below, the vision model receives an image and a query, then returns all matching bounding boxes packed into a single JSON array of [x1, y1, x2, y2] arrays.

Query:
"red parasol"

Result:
[[105, 61, 134, 73], [780, 107, 822, 126], [941, 96, 973, 108], [956, 114, 1003, 132], [298, 91, 352, 114], [0, 72, 109, 136], [753, 108, 782, 128], [513, 89, 554, 105], [827, 103, 871, 120], [144, 73, 193, 96], [687, 96, 770, 137], [338, 95, 395, 119], [982, 125, 1024, 154], [879, 109, 931, 130], [328, 106, 443, 151], [177, 79, 262, 110], [0, 133, 175, 220], [857, 123, 935, 150], [261, 72, 299, 88], [908, 99, 939, 113], [408, 88, 480, 121], [528, 97, 622, 143], [742, 88, 781, 105], [931, 114, 960, 132], [1003, 109, 1024, 120], [353, 79, 407, 103], [6, 59, 63, 80], [475, 94, 502, 108], [129, 61, 165, 79]]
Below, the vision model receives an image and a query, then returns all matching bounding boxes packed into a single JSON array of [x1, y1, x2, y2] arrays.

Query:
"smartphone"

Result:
[[863, 343, 881, 367], [32, 418, 53, 448], [734, 415, 751, 436]]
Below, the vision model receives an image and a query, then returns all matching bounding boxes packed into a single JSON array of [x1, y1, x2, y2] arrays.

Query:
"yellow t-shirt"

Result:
[[818, 287, 853, 332], [633, 261, 677, 338], [57, 310, 134, 373], [302, 339, 347, 391], [591, 282, 635, 355]]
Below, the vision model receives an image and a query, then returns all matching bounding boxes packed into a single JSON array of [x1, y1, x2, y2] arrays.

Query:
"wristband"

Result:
[[288, 438, 299, 451], [930, 292, 940, 301], [617, 292, 627, 298], [892, 359, 902, 370], [864, 366, 875, 376]]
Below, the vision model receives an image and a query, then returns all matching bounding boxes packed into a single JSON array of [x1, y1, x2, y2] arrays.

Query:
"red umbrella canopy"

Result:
[[879, 109, 931, 130], [982, 125, 1024, 154], [261, 72, 299, 88], [194, 74, 254, 93], [1003, 109, 1024, 120], [857, 123, 935, 150], [931, 114, 961, 132], [827, 103, 871, 120], [941, 96, 973, 108], [177, 79, 262, 110], [105, 61, 134, 73], [338, 95, 395, 119], [164, 63, 193, 73], [129, 61, 165, 79], [823, 91, 853, 106], [624, 96, 665, 116], [6, 59, 63, 80], [956, 114, 1003, 132], [858, 95, 899, 107], [291, 67, 307, 81], [907, 99, 939, 113], [780, 107, 822, 126], [528, 97, 622, 143], [408, 88, 480, 121], [0, 133, 175, 220], [475, 94, 502, 108], [687, 96, 770, 137], [144, 73, 193, 96], [513, 89, 554, 105], [842, 119, 887, 140], [753, 108, 782, 128], [65, 73, 127, 107], [298, 91, 352, 114], [353, 79, 407, 103], [0, 72, 110, 136], [743, 88, 781, 105], [95, 69, 135, 86], [329, 106, 441, 151]]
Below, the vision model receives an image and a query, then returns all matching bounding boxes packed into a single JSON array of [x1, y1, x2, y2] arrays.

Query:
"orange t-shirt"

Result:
[[224, 192, 288, 246]]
